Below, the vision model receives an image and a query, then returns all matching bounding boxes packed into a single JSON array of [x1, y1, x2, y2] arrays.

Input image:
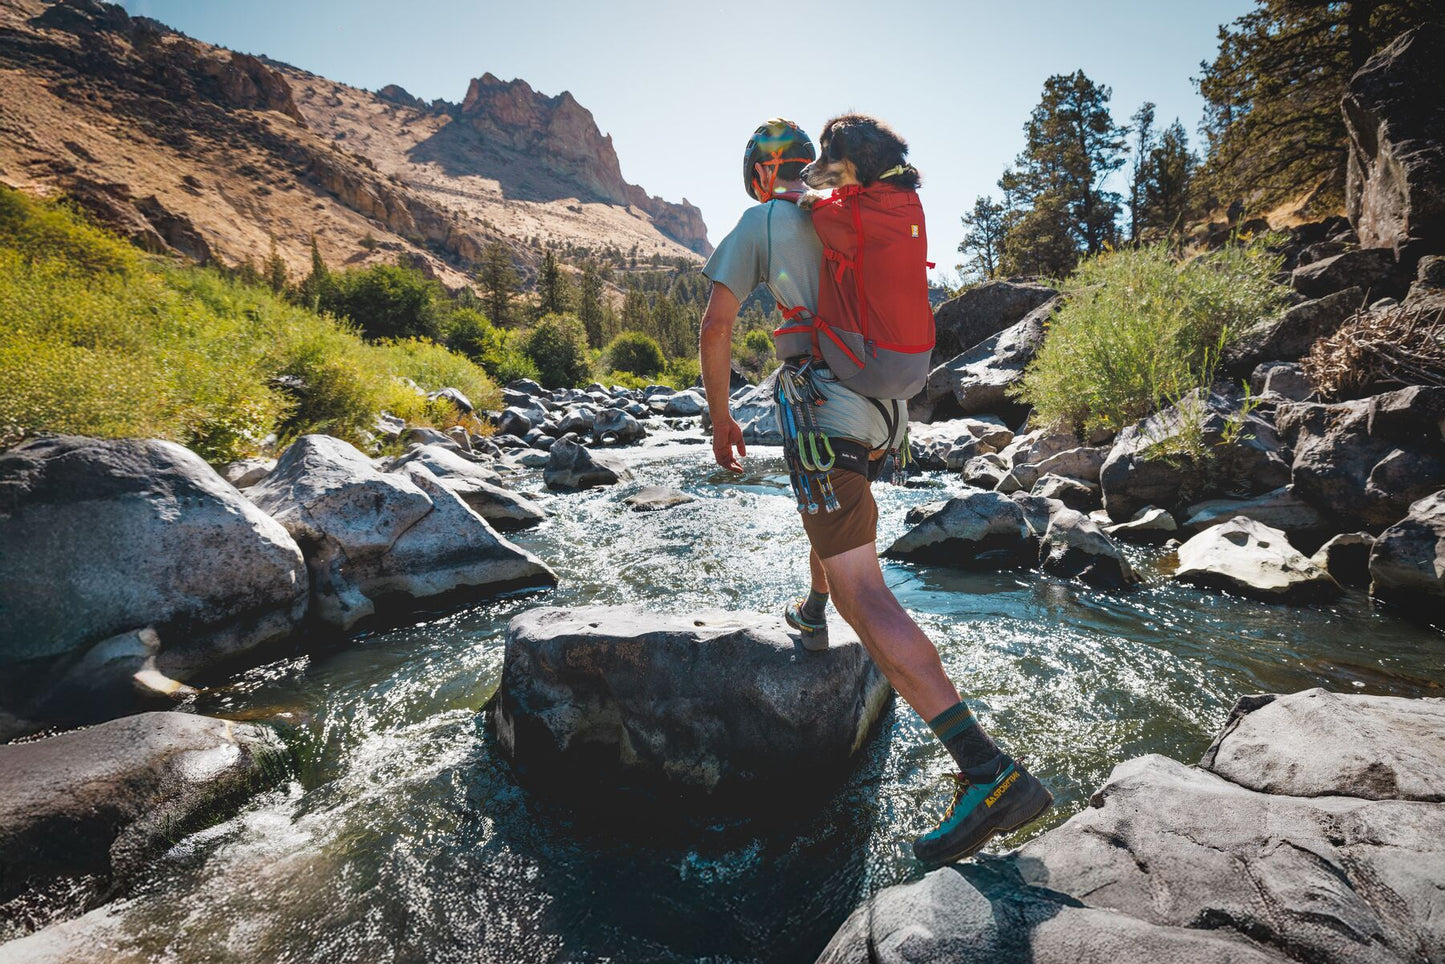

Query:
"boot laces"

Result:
[[938, 756, 1027, 826]]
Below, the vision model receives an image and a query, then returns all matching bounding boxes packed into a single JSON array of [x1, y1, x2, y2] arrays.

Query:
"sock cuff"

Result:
[[928, 702, 977, 742]]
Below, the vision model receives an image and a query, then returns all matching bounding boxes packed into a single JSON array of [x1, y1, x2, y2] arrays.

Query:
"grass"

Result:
[[1014, 242, 1289, 437], [0, 187, 499, 462]]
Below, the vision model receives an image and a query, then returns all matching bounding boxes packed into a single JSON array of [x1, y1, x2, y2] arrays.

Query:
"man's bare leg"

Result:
[[785, 548, 832, 649], [808, 548, 828, 594]]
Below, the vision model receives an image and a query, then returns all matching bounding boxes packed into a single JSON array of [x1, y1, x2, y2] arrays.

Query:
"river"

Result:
[[10, 431, 1444, 963]]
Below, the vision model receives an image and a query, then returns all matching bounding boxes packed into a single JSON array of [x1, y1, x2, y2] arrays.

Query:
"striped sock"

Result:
[[800, 589, 828, 622], [928, 701, 1002, 771]]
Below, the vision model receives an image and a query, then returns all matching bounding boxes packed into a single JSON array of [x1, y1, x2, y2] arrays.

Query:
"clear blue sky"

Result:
[[119, 0, 1254, 276]]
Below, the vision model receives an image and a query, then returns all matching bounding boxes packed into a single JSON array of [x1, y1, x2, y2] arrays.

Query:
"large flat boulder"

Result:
[[0, 712, 290, 904], [883, 490, 1037, 568], [929, 278, 1057, 365], [1180, 485, 1327, 539], [0, 437, 307, 732], [491, 606, 891, 793], [822, 689, 1445, 964], [1172, 517, 1342, 604], [1290, 248, 1396, 299], [1368, 489, 1445, 613], [248, 435, 555, 630], [1343, 24, 1445, 259]]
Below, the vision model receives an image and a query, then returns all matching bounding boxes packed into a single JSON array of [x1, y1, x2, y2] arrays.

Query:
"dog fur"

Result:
[[801, 113, 922, 192]]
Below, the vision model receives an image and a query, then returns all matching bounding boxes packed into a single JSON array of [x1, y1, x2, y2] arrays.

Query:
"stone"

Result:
[[1310, 531, 1376, 588], [0, 437, 307, 727], [1030, 474, 1101, 514], [373, 412, 406, 439], [928, 278, 1057, 364], [1343, 24, 1445, 259], [1038, 506, 1138, 590], [922, 298, 1058, 416], [556, 404, 599, 436], [495, 406, 535, 438], [1224, 288, 1363, 375], [998, 430, 1083, 472], [389, 443, 502, 484], [883, 491, 1037, 568], [506, 377, 545, 397], [1366, 385, 1445, 448], [622, 486, 696, 512], [492, 606, 891, 792], [1030, 445, 1107, 485], [220, 457, 276, 488], [1180, 486, 1327, 539], [662, 390, 705, 417], [592, 407, 645, 445], [401, 426, 458, 450], [729, 376, 782, 445], [1368, 490, 1445, 612], [389, 449, 545, 531], [0, 712, 290, 903], [426, 386, 474, 413], [1253, 361, 1316, 401], [1289, 248, 1396, 299], [248, 435, 555, 629], [542, 438, 632, 490], [961, 455, 1007, 490], [1173, 517, 1341, 604], [1106, 505, 1179, 544], [1201, 688, 1445, 802], [1101, 391, 1290, 521]]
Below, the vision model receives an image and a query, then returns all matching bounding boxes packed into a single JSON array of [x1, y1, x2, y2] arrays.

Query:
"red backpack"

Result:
[[773, 183, 935, 399]]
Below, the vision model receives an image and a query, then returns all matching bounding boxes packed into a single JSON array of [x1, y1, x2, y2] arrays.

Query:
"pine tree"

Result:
[[1195, 0, 1434, 212], [578, 260, 608, 348], [1137, 120, 1197, 243], [264, 237, 288, 294], [1127, 102, 1158, 243], [535, 251, 572, 319], [480, 242, 518, 327], [958, 195, 1007, 282], [298, 235, 332, 309]]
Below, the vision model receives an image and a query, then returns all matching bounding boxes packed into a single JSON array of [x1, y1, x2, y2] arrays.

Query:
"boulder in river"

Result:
[[1172, 516, 1342, 604], [819, 688, 1445, 964], [388, 444, 546, 530], [622, 486, 696, 512], [248, 435, 555, 630], [1368, 489, 1445, 614], [0, 437, 308, 733], [1030, 474, 1101, 514], [543, 438, 632, 490], [592, 407, 645, 445], [1180, 485, 1327, 542], [883, 491, 1037, 568], [1309, 531, 1376, 588], [0, 711, 291, 904], [492, 606, 892, 793], [1037, 506, 1139, 590], [1105, 505, 1178, 544]]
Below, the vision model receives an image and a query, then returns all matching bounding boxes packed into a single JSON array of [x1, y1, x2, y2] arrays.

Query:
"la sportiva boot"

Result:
[[912, 754, 1053, 868], [784, 591, 829, 652]]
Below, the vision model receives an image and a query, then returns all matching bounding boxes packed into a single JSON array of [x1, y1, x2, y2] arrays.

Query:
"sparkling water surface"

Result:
[[10, 433, 1443, 963]]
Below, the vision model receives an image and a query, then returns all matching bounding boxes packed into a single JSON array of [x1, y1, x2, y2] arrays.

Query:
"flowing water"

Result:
[[8, 432, 1444, 963]]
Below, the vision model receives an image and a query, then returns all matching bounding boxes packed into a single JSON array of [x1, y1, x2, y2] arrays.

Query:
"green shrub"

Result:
[[1014, 243, 1287, 435], [524, 313, 591, 388], [605, 331, 666, 377], [664, 355, 702, 388], [321, 262, 442, 341]]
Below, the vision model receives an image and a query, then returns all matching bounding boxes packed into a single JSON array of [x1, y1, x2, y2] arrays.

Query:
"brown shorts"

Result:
[[800, 467, 878, 559]]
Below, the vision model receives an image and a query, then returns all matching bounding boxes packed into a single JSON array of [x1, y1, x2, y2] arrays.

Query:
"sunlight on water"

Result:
[[13, 432, 1443, 963]]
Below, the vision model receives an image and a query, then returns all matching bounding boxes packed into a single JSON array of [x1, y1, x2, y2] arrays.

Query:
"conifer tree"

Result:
[[264, 237, 288, 294], [298, 235, 332, 309], [1127, 102, 1158, 243], [535, 250, 572, 319], [578, 260, 608, 348], [1138, 120, 1197, 242], [958, 195, 1007, 282], [480, 242, 518, 327]]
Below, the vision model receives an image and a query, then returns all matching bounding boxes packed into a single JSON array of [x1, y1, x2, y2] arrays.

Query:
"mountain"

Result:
[[0, 0, 709, 290]]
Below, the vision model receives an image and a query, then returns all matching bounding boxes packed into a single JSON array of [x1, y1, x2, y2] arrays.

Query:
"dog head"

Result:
[[801, 114, 921, 191]]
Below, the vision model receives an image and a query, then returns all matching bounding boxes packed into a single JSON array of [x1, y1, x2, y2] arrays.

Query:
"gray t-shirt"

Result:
[[703, 199, 821, 354]]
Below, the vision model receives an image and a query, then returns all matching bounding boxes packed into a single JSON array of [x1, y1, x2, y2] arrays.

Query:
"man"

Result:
[[698, 118, 1053, 866]]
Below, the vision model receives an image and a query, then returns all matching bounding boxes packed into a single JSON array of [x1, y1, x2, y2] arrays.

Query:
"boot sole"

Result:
[[922, 789, 1054, 868], [784, 610, 829, 652]]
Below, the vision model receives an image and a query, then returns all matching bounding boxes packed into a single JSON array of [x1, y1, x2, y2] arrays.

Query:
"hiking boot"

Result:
[[783, 599, 829, 652], [912, 754, 1053, 867]]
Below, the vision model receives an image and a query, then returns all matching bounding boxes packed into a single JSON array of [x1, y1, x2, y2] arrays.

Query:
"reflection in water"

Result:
[[9, 436, 1442, 963]]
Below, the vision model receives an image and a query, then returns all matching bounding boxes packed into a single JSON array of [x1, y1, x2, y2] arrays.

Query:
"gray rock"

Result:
[[1106, 505, 1179, 544], [929, 278, 1057, 364], [1201, 688, 1445, 802], [961, 455, 1007, 490], [1031, 445, 1107, 485], [492, 606, 891, 791], [0, 712, 290, 903], [427, 386, 474, 413], [542, 438, 632, 490], [556, 404, 599, 436], [1259, 361, 1316, 401], [0, 437, 307, 724], [505, 378, 545, 397], [1224, 287, 1363, 373], [495, 406, 535, 438], [373, 411, 406, 439], [592, 408, 645, 445], [998, 430, 1082, 472], [1031, 474, 1101, 513], [730, 376, 782, 445], [1180, 486, 1327, 538], [248, 435, 555, 629], [1290, 248, 1396, 299], [923, 298, 1058, 415], [401, 426, 458, 449], [622, 486, 696, 512], [1038, 506, 1138, 589], [1366, 385, 1445, 447], [1173, 517, 1341, 604], [443, 425, 473, 452], [1309, 531, 1376, 588], [391, 452, 546, 530], [883, 491, 1037, 568], [662, 390, 705, 417], [220, 457, 276, 488], [1368, 490, 1445, 612], [389, 443, 502, 483]]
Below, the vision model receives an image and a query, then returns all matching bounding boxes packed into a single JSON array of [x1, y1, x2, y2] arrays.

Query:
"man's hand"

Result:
[[712, 415, 747, 473]]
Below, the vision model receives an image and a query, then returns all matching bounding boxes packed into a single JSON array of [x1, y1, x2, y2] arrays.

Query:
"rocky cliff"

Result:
[[0, 0, 707, 289]]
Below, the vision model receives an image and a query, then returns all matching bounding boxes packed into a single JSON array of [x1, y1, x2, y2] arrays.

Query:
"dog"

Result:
[[800, 113, 922, 195]]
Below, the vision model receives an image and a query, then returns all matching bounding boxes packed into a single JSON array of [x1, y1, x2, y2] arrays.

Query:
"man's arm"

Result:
[[699, 281, 746, 472]]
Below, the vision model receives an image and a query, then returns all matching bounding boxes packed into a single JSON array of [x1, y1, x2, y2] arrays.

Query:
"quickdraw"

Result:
[[775, 361, 839, 513]]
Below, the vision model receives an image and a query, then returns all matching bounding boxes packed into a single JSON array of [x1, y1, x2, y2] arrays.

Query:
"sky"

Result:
[[118, 0, 1255, 277]]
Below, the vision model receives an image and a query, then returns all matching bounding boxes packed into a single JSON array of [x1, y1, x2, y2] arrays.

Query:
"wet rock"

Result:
[[592, 408, 645, 445], [1030, 474, 1101, 513], [1180, 486, 1327, 540], [1343, 24, 1445, 259], [961, 455, 1007, 490], [556, 404, 599, 436], [729, 376, 781, 445], [1037, 506, 1138, 589], [495, 406, 535, 438], [543, 438, 632, 490], [922, 298, 1058, 417], [389, 449, 545, 531], [1173, 517, 1341, 604], [0, 712, 291, 903], [220, 457, 276, 488], [1105, 505, 1179, 544], [883, 491, 1037, 568], [1309, 531, 1376, 588], [1290, 248, 1396, 299], [1201, 688, 1445, 802], [622, 486, 696, 512], [0, 437, 307, 732], [1368, 490, 1445, 612], [929, 278, 1057, 365], [492, 606, 891, 792], [1224, 288, 1363, 374], [248, 435, 555, 629]]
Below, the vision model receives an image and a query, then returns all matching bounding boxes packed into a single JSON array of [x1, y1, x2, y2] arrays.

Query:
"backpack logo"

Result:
[[910, 224, 919, 238]]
